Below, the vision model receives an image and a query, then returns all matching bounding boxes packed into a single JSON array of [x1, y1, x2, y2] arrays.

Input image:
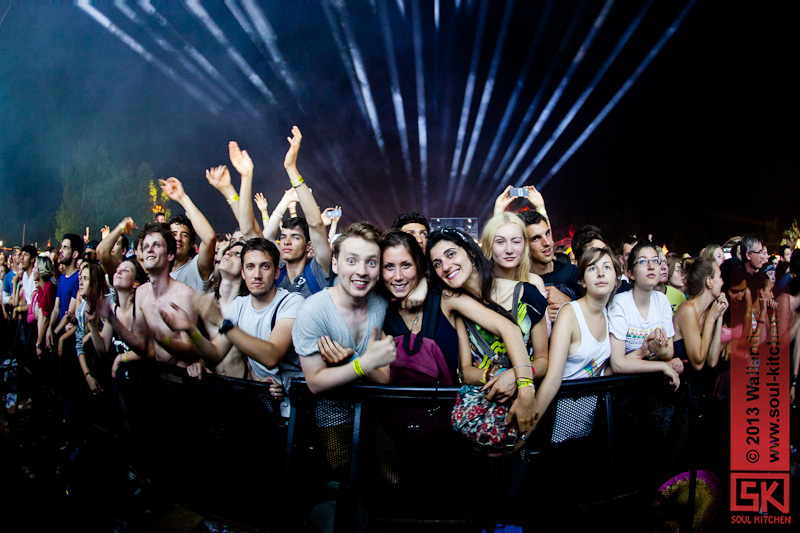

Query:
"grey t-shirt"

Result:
[[225, 289, 304, 417], [293, 288, 387, 426], [170, 255, 207, 293], [293, 288, 388, 362], [278, 257, 333, 299]]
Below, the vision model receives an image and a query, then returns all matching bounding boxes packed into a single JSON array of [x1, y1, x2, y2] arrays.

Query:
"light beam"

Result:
[[537, 0, 697, 189]]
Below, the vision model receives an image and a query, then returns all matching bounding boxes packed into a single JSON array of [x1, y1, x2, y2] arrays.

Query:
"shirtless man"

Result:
[[99, 223, 198, 365]]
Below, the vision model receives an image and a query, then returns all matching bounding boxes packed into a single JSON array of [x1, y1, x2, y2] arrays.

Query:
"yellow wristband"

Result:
[[189, 330, 202, 343], [226, 193, 240, 205], [353, 358, 366, 377], [290, 175, 304, 188], [162, 334, 170, 348], [517, 381, 534, 389], [123, 354, 128, 363]]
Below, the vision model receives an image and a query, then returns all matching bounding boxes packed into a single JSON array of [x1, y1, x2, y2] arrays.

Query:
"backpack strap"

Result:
[[275, 260, 322, 295], [303, 260, 322, 294], [270, 292, 289, 330], [462, 317, 499, 363]]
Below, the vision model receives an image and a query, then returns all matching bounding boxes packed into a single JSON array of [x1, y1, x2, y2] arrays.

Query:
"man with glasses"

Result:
[[740, 233, 768, 277]]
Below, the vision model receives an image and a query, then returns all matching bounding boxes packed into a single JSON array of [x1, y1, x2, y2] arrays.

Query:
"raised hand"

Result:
[[524, 185, 546, 211], [100, 225, 110, 240], [254, 192, 268, 213], [284, 125, 303, 170], [159, 177, 186, 202], [321, 206, 341, 226], [281, 188, 299, 205], [84, 227, 90, 244], [118, 217, 138, 235], [317, 336, 354, 365], [205, 165, 232, 192], [228, 141, 254, 177], [493, 185, 516, 214]]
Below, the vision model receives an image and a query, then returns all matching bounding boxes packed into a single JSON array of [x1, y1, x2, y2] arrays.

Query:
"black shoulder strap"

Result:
[[270, 293, 289, 330]]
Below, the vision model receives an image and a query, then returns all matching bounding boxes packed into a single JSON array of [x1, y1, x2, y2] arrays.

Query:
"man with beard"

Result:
[[99, 223, 198, 365], [163, 238, 303, 417], [46, 234, 84, 349], [292, 222, 396, 394]]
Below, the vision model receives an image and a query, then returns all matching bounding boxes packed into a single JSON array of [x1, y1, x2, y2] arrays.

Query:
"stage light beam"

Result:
[[184, 0, 276, 104], [537, 0, 697, 190], [523, 0, 654, 183], [502, 0, 614, 190], [450, 0, 516, 209], [77, 1, 223, 116], [445, 0, 490, 213]]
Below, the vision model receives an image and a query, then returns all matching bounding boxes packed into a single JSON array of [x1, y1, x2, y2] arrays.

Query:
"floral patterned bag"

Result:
[[451, 317, 518, 452], [451, 385, 518, 451]]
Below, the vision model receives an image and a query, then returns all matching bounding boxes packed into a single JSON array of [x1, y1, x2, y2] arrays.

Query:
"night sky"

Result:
[[1, 0, 798, 254]]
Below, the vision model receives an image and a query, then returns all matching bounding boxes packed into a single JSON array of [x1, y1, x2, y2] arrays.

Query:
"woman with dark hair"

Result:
[[672, 257, 728, 371], [378, 229, 459, 383], [429, 228, 549, 379], [427, 228, 539, 444], [75, 262, 110, 393], [86, 258, 147, 379], [608, 242, 681, 388], [534, 247, 621, 429]]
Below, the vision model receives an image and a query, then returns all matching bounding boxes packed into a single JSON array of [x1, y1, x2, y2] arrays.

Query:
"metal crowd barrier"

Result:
[[112, 361, 723, 531]]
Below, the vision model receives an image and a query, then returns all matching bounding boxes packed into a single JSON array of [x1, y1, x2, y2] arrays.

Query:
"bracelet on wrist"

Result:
[[516, 381, 534, 389], [290, 175, 304, 188], [226, 193, 240, 205], [353, 358, 366, 378]]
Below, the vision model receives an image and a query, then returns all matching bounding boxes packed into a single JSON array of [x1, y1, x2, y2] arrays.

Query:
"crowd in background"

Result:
[[2, 127, 799, 526]]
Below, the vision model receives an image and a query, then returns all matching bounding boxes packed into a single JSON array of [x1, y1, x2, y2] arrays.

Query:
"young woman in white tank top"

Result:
[[532, 247, 622, 432]]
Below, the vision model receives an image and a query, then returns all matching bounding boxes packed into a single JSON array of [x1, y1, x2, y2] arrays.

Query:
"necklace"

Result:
[[400, 307, 421, 330]]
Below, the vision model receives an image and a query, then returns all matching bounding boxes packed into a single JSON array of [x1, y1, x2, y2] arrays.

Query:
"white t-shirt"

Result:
[[225, 289, 304, 417], [21, 270, 36, 305], [608, 290, 674, 355], [170, 255, 207, 293]]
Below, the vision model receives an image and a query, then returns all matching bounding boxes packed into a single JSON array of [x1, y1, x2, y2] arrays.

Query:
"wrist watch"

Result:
[[219, 319, 235, 335]]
